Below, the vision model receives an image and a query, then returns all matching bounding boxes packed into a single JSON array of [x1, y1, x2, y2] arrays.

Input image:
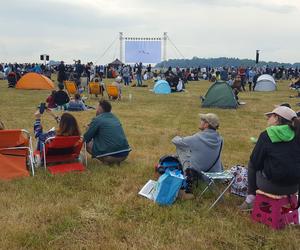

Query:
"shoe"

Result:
[[238, 201, 253, 212], [178, 190, 195, 200]]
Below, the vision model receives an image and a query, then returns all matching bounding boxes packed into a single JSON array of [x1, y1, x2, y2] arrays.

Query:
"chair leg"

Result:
[[199, 180, 214, 197], [208, 178, 235, 210]]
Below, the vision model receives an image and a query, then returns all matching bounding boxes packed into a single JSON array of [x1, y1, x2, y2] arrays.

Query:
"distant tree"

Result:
[[156, 57, 300, 69]]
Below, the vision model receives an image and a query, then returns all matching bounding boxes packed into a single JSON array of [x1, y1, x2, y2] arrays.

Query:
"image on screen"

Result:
[[125, 40, 162, 63]]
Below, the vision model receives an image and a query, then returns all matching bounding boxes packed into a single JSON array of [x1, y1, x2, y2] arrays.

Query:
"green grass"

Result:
[[1, 77, 300, 249]]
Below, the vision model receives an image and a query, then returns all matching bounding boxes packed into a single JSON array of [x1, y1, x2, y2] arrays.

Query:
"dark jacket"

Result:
[[54, 90, 70, 106], [83, 112, 130, 157], [250, 126, 300, 185]]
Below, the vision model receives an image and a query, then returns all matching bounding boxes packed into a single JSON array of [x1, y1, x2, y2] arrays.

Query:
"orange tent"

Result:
[[16, 72, 55, 90]]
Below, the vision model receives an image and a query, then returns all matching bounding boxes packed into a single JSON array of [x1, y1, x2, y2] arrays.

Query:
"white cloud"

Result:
[[0, 0, 299, 63]]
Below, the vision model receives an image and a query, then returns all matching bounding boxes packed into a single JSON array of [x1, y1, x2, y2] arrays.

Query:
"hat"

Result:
[[199, 113, 220, 129], [265, 106, 297, 121]]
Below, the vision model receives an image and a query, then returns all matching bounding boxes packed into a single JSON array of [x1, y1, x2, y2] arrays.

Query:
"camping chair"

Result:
[[64, 81, 78, 96], [199, 170, 234, 210], [42, 136, 87, 174], [88, 82, 103, 98], [0, 129, 34, 180], [106, 84, 119, 100]]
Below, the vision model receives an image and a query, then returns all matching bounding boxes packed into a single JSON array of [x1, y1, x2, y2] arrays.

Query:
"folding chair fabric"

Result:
[[0, 129, 34, 180], [48, 162, 85, 174], [43, 136, 87, 174], [200, 170, 234, 209], [88, 82, 102, 97], [106, 85, 119, 99], [64, 81, 78, 95]]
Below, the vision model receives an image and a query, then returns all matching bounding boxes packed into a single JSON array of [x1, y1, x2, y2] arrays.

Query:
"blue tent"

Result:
[[153, 80, 171, 94]]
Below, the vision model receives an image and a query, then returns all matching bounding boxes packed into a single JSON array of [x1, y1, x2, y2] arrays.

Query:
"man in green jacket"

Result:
[[84, 100, 130, 164]]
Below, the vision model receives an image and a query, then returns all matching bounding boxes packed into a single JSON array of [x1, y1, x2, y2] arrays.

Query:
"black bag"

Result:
[[155, 155, 182, 175]]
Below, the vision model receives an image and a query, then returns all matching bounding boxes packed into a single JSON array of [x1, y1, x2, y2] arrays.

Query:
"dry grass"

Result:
[[0, 77, 300, 249]]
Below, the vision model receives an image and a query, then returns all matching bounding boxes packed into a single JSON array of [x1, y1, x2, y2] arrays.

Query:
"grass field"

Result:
[[1, 77, 300, 249]]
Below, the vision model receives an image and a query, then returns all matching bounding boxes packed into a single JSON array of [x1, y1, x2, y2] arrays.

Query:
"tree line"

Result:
[[156, 57, 300, 68]]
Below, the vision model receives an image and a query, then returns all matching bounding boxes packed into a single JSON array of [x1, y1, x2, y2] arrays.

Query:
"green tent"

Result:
[[202, 81, 238, 109]]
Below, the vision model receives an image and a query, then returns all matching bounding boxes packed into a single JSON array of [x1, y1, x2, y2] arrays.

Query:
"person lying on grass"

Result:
[[67, 93, 87, 111]]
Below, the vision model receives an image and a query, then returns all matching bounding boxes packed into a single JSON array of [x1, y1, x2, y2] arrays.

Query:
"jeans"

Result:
[[136, 74, 142, 86], [123, 76, 130, 86], [175, 146, 191, 171]]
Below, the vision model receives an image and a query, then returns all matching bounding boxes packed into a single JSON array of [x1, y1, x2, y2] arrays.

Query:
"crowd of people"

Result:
[[1, 60, 300, 213], [2, 61, 300, 92]]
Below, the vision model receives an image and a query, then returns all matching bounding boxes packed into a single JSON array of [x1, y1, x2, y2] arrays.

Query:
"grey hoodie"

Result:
[[172, 128, 223, 173]]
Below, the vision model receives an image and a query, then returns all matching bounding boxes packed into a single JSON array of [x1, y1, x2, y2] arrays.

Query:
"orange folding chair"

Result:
[[88, 82, 103, 98], [42, 136, 87, 174], [64, 81, 78, 96], [0, 129, 34, 180], [106, 84, 119, 100]]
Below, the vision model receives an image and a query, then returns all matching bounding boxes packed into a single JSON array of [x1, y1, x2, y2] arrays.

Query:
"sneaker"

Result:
[[178, 190, 195, 200], [238, 201, 253, 212]]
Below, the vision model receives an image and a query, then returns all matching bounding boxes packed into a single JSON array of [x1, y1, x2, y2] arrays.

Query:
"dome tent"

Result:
[[254, 74, 276, 92], [16, 73, 54, 90], [153, 80, 171, 94], [202, 81, 238, 109]]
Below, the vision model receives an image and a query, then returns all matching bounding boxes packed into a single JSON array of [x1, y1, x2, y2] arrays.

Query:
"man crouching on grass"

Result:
[[172, 113, 224, 199], [84, 100, 131, 165]]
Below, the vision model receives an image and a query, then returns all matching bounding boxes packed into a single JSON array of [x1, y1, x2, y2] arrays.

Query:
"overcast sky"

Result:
[[1, 0, 299, 64]]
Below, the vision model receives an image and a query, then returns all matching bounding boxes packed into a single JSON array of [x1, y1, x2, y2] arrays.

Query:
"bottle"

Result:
[[129, 93, 132, 101]]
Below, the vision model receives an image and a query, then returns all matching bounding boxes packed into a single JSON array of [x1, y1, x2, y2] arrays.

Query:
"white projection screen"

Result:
[[125, 40, 162, 63]]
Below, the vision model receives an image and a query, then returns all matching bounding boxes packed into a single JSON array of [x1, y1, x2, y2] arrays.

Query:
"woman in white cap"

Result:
[[240, 106, 300, 210]]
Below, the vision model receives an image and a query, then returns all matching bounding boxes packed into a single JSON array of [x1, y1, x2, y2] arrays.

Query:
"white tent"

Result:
[[254, 74, 276, 92]]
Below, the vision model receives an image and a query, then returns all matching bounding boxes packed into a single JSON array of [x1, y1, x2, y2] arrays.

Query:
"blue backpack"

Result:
[[155, 155, 182, 175]]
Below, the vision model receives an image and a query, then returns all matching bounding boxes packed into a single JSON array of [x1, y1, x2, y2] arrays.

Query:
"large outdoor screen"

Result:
[[125, 40, 161, 63]]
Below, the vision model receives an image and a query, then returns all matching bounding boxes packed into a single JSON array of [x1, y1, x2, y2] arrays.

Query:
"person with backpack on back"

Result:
[[239, 106, 300, 210]]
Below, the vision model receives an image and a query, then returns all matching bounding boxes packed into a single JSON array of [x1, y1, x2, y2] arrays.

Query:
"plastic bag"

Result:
[[153, 169, 184, 205]]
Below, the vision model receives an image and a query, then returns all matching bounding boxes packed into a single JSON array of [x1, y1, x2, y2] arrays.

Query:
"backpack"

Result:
[[155, 155, 182, 175], [230, 165, 248, 197]]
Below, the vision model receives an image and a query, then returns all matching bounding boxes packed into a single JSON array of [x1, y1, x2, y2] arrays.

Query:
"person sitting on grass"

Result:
[[54, 83, 70, 109], [46, 90, 57, 109], [67, 93, 87, 111], [239, 106, 300, 211], [172, 113, 223, 199], [34, 109, 80, 156], [84, 100, 130, 165]]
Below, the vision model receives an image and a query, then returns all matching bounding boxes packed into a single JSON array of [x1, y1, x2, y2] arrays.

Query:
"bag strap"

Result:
[[205, 140, 223, 173]]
